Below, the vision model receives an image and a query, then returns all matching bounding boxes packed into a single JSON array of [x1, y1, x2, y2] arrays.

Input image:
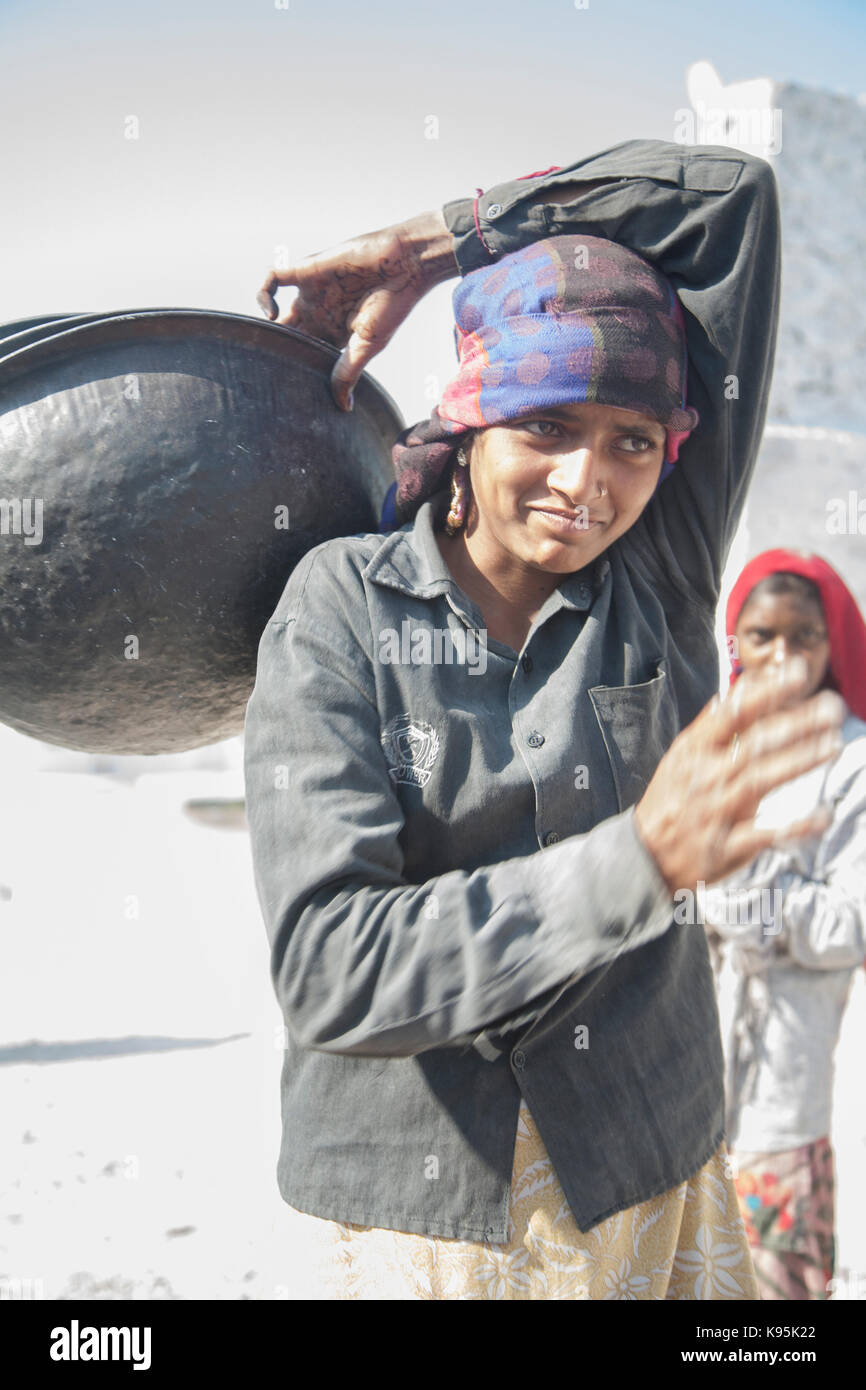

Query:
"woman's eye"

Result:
[[618, 434, 657, 453], [523, 420, 562, 437]]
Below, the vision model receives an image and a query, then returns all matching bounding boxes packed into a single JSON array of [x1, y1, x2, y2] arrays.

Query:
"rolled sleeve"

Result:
[[701, 737, 866, 971], [782, 876, 866, 970], [782, 774, 866, 970]]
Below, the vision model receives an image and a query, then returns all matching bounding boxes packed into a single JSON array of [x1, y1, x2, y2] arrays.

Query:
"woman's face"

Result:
[[464, 402, 666, 576], [734, 589, 831, 697]]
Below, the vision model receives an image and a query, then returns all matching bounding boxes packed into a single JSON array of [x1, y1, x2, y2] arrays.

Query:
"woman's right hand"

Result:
[[633, 658, 845, 895]]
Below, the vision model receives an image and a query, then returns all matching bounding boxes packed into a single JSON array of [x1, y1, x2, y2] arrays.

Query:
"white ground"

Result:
[[0, 753, 320, 1301], [0, 734, 864, 1301]]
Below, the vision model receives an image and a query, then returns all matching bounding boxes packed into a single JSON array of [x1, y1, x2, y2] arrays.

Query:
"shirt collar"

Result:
[[364, 491, 457, 599], [364, 492, 611, 615]]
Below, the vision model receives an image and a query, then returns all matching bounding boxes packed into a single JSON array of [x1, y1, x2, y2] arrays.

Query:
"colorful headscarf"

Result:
[[382, 234, 699, 528], [726, 549, 866, 721]]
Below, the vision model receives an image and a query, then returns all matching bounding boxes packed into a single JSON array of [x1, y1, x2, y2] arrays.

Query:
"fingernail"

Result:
[[346, 389, 354, 411]]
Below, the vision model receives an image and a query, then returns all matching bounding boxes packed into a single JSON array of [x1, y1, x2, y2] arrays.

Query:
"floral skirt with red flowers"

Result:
[[732, 1137, 835, 1300]]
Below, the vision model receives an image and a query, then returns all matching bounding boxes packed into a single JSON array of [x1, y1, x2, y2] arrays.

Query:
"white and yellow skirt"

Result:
[[275, 1100, 759, 1300]]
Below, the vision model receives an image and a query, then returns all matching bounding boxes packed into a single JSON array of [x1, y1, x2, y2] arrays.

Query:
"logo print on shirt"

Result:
[[381, 715, 440, 788]]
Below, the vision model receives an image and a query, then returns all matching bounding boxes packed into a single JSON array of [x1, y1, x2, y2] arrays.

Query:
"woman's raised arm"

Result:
[[444, 143, 782, 610], [258, 140, 781, 606]]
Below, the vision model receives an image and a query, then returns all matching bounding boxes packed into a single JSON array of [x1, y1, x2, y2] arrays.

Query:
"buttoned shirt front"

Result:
[[243, 488, 729, 1237]]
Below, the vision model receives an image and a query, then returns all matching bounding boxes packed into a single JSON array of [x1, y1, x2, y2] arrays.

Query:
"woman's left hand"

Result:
[[256, 210, 458, 410]]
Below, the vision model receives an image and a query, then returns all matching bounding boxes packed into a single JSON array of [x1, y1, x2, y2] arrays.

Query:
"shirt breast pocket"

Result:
[[589, 659, 679, 812]]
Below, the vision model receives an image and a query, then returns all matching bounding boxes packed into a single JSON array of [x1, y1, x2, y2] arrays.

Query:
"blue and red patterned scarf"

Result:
[[383, 234, 699, 528]]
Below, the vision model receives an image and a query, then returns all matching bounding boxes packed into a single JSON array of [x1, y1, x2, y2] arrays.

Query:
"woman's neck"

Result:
[[436, 527, 560, 653]]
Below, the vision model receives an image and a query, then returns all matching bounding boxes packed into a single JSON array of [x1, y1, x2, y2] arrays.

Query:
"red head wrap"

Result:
[[726, 549, 866, 720]]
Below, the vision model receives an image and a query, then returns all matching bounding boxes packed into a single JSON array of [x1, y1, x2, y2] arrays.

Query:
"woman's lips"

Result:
[[529, 506, 606, 533]]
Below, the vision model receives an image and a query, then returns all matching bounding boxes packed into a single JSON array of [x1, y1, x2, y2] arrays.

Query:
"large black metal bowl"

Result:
[[0, 309, 401, 754]]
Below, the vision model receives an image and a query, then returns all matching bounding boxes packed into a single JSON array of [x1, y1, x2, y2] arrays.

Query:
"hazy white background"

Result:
[[1, 0, 865, 1300], [2, 0, 865, 422]]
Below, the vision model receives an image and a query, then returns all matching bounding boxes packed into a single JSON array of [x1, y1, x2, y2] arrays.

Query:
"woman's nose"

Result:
[[548, 447, 601, 499]]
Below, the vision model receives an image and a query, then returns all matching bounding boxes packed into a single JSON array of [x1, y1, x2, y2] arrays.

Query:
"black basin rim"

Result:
[[0, 309, 405, 441], [0, 312, 84, 341], [0, 310, 180, 359]]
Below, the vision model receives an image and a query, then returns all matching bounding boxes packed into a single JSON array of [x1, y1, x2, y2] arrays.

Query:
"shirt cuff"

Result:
[[469, 809, 674, 1061], [532, 807, 676, 962], [441, 196, 496, 274]]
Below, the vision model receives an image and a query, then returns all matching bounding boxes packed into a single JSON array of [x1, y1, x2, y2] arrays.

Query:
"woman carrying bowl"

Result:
[[243, 140, 843, 1299]]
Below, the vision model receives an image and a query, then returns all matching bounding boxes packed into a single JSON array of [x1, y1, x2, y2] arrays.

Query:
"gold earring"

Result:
[[445, 446, 470, 535]]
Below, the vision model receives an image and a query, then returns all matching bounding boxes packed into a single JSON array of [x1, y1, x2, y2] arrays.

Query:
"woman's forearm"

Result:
[[391, 209, 460, 286], [265, 810, 676, 1059]]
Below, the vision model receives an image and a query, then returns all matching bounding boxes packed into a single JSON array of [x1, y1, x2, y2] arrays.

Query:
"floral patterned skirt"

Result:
[[732, 1137, 835, 1300], [273, 1100, 759, 1300]]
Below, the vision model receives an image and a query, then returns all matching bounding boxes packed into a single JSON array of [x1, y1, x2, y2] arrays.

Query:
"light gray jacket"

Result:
[[703, 714, 866, 1152]]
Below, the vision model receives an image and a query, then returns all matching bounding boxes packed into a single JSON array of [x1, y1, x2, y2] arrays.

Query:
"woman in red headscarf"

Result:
[[703, 549, 866, 1301]]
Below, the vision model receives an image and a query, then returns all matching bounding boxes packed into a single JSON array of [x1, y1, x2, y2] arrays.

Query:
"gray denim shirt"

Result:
[[244, 139, 782, 1238]]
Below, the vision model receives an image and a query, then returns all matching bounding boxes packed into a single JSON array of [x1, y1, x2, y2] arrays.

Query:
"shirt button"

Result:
[[486, 202, 503, 217], [527, 731, 545, 749], [578, 584, 592, 605], [512, 1049, 526, 1070], [521, 654, 533, 673], [544, 831, 560, 846]]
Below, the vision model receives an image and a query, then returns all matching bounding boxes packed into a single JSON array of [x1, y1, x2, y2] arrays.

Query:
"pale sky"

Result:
[[2, 0, 864, 421]]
